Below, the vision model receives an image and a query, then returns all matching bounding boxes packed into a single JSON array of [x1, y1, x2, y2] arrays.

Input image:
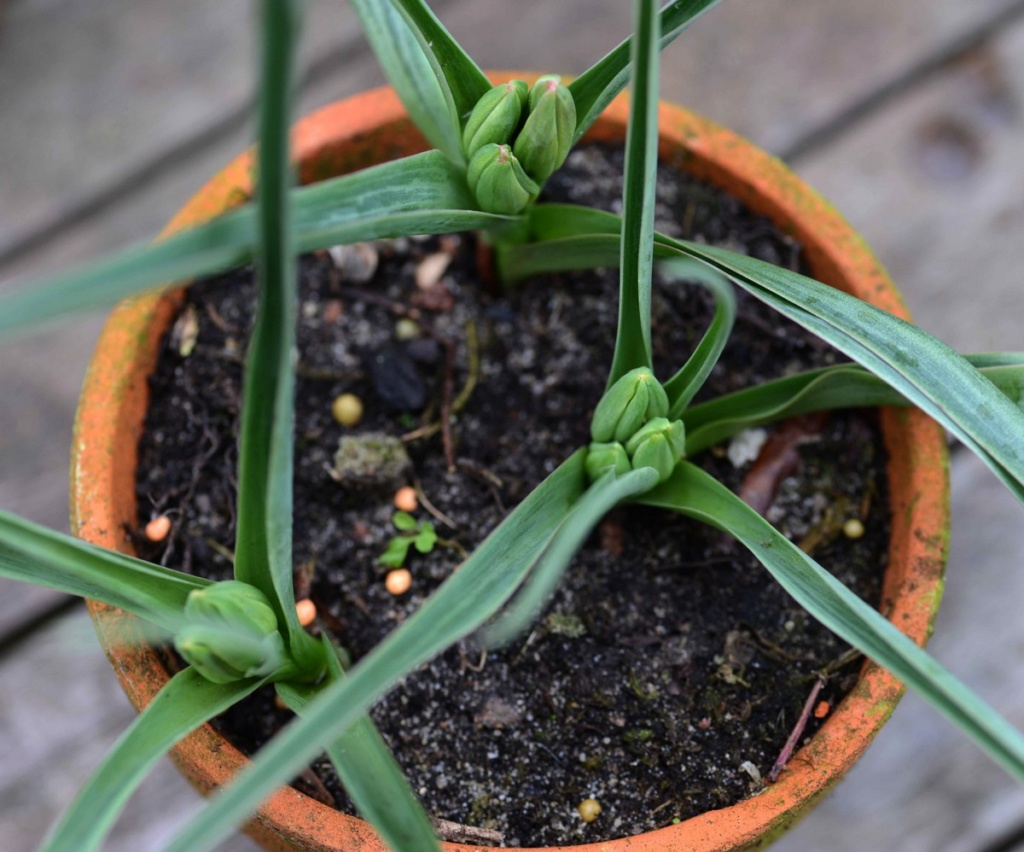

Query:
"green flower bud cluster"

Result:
[[174, 581, 289, 684], [462, 79, 529, 157], [585, 368, 685, 484], [461, 76, 577, 214], [513, 75, 576, 183], [466, 143, 539, 215]]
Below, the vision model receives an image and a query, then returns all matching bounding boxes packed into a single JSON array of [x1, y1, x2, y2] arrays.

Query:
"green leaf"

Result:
[[659, 258, 736, 418], [481, 465, 660, 649], [496, 202, 622, 283], [349, 0, 464, 164], [638, 462, 1024, 785], [165, 451, 588, 852], [497, 232, 623, 281], [392, 511, 418, 531], [379, 537, 412, 568], [0, 151, 506, 340], [0, 510, 209, 635], [683, 356, 1024, 456], [608, 0, 660, 386], [673, 240, 1024, 503], [234, 0, 316, 670], [413, 523, 437, 553], [502, 205, 1024, 503], [43, 668, 265, 852], [276, 638, 439, 852], [568, 0, 722, 144], [390, 0, 491, 118]]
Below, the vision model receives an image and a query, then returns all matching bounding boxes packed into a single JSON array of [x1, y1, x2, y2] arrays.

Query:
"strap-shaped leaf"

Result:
[[501, 205, 1024, 503], [164, 450, 588, 852], [43, 668, 266, 852], [684, 357, 1024, 455], [569, 0, 722, 144], [608, 0, 660, 386], [638, 462, 1024, 784], [349, 0, 463, 164], [390, 0, 491, 118], [482, 466, 660, 649], [497, 203, 622, 281], [0, 151, 505, 339], [660, 258, 736, 417], [675, 241, 1024, 503], [234, 0, 312, 667], [276, 638, 439, 852], [0, 510, 208, 634]]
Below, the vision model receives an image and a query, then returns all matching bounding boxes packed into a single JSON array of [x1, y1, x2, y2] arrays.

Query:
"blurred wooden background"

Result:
[[2, 1, 1024, 849]]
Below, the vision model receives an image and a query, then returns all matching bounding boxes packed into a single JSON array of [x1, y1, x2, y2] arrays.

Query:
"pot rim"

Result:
[[71, 73, 949, 852]]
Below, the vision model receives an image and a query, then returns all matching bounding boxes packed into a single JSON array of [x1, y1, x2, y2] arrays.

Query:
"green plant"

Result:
[[3, 1, 1024, 850], [379, 512, 439, 568]]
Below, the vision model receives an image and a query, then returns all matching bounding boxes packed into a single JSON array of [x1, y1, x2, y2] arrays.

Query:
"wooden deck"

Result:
[[3, 0, 1024, 849]]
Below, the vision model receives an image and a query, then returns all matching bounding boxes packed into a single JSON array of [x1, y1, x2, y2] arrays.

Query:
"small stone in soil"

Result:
[[331, 433, 411, 490], [366, 346, 428, 411]]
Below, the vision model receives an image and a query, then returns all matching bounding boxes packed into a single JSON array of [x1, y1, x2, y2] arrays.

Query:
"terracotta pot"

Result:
[[71, 74, 949, 851]]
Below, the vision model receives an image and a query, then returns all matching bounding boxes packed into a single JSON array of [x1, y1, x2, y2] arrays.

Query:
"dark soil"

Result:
[[134, 144, 890, 847]]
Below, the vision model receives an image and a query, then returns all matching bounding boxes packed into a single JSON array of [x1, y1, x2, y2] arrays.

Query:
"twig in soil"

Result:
[[204, 537, 236, 564], [338, 286, 421, 319], [739, 413, 828, 516], [441, 337, 456, 471], [401, 321, 480, 444], [195, 343, 245, 366], [511, 629, 540, 666], [459, 646, 488, 673], [180, 421, 223, 510], [457, 457, 504, 489], [430, 816, 504, 846], [768, 673, 826, 782], [743, 623, 801, 663], [436, 537, 467, 560], [204, 301, 237, 335], [818, 646, 864, 678], [534, 741, 565, 768], [296, 768, 335, 807], [457, 457, 506, 513], [650, 798, 677, 816], [295, 365, 364, 382], [413, 480, 458, 530], [450, 320, 479, 412]]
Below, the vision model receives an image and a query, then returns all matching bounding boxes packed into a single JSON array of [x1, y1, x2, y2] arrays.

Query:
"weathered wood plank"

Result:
[[3, 0, 1022, 272], [0, 0, 397, 265], [0, 608, 258, 852], [775, 450, 1024, 851], [2, 3, 1024, 850], [794, 17, 1024, 352]]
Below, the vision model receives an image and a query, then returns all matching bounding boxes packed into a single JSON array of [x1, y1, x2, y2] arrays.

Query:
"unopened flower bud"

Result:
[[625, 417, 686, 483], [466, 143, 539, 215], [590, 367, 669, 444], [462, 80, 528, 158], [512, 75, 576, 183], [175, 581, 287, 684], [585, 441, 631, 483]]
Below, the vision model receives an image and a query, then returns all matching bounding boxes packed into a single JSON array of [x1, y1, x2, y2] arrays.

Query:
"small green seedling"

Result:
[[378, 512, 438, 568]]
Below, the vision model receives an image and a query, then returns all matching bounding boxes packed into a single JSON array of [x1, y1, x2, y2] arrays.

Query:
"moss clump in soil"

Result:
[[135, 144, 890, 847]]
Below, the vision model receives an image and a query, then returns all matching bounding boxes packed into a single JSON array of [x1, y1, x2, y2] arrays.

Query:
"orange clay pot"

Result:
[[72, 74, 949, 851]]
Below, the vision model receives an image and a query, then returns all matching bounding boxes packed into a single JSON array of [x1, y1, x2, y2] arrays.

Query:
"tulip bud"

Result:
[[462, 80, 528, 158], [590, 367, 670, 444], [512, 75, 576, 183], [175, 581, 288, 684], [585, 441, 631, 483], [466, 143, 539, 215], [625, 417, 686, 483]]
